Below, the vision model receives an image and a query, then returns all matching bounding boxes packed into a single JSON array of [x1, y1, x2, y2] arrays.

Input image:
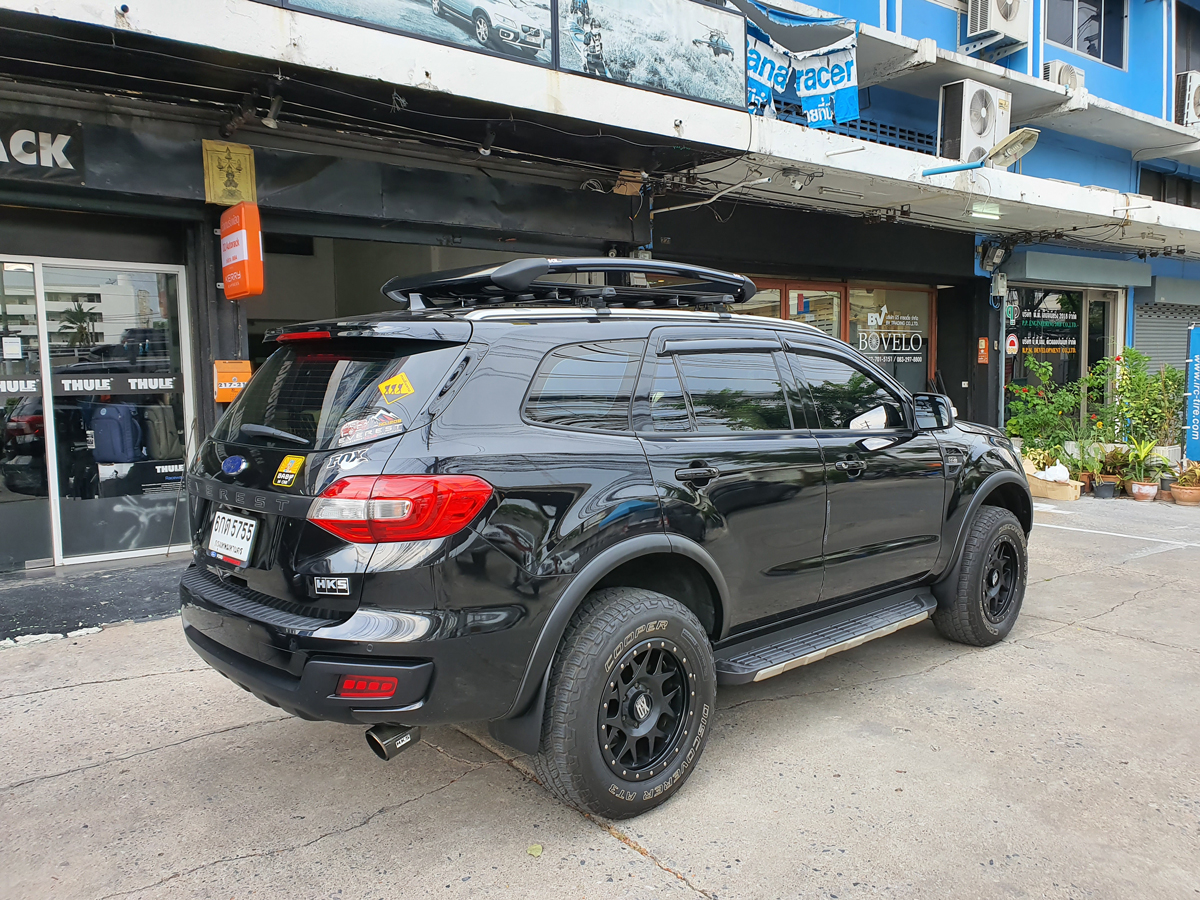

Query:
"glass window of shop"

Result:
[[848, 288, 932, 393], [0, 262, 54, 571], [1005, 288, 1082, 387], [752, 280, 843, 339], [44, 266, 190, 558]]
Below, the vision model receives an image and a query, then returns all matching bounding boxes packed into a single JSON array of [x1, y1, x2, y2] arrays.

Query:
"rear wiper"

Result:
[[239, 423, 311, 446]]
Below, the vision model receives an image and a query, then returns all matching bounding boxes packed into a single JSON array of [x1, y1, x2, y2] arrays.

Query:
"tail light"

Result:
[[8, 415, 44, 437], [335, 674, 398, 699], [308, 474, 494, 543]]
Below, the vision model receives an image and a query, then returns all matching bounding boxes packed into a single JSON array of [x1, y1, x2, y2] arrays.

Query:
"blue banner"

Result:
[[746, 26, 859, 127], [1187, 325, 1200, 464]]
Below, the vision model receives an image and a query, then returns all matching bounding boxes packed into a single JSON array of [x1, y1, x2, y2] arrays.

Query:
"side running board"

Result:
[[714, 591, 937, 685]]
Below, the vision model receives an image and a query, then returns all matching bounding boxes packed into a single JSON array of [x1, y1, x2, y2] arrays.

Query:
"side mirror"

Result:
[[912, 393, 955, 431]]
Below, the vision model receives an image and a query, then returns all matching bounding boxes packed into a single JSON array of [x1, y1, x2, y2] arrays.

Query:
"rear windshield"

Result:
[[212, 339, 463, 451]]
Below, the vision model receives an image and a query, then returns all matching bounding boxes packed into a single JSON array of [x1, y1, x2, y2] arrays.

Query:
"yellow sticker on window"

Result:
[[273, 455, 305, 487], [378, 371, 415, 404]]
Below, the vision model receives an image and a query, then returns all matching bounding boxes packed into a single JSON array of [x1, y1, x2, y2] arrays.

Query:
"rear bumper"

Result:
[[184, 622, 432, 724], [179, 564, 542, 726]]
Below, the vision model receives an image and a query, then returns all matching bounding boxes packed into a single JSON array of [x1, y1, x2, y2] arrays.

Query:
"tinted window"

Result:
[[673, 352, 791, 433], [790, 353, 906, 430], [525, 340, 644, 431], [211, 339, 463, 451], [647, 357, 691, 433]]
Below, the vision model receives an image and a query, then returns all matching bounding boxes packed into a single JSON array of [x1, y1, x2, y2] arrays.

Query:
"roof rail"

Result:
[[379, 257, 757, 310]]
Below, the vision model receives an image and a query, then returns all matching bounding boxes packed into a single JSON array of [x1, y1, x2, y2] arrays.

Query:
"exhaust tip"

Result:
[[366, 724, 420, 761]]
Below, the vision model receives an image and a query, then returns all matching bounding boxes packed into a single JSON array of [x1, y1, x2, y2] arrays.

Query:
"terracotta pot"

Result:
[[1172, 485, 1200, 507], [1079, 472, 1094, 493], [1129, 481, 1158, 502]]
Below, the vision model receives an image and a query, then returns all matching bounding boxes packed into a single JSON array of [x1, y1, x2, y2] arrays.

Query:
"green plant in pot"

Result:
[[1099, 448, 1129, 495], [1173, 462, 1200, 507], [1123, 439, 1169, 502]]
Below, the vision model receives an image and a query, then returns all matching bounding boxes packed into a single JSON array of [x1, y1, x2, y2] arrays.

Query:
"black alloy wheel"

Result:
[[599, 639, 691, 781], [982, 535, 1019, 624], [932, 506, 1027, 646], [534, 586, 717, 818]]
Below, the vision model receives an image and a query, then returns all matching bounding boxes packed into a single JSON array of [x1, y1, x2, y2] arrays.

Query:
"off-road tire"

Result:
[[533, 587, 717, 819], [932, 507, 1027, 646]]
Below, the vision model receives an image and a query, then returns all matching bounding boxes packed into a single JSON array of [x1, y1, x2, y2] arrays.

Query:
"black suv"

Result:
[[181, 258, 1031, 818]]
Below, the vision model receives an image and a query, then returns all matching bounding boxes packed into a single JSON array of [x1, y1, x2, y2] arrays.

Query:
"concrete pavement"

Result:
[[1, 497, 1197, 899]]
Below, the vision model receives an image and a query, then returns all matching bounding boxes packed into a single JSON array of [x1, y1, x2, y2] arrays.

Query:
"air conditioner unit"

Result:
[[938, 80, 1012, 163], [1175, 71, 1200, 126], [1043, 60, 1085, 93], [966, 0, 1030, 43]]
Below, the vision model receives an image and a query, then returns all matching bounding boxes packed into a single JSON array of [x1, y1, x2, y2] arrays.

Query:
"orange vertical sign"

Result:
[[214, 360, 253, 402], [219, 201, 264, 299], [977, 337, 989, 364]]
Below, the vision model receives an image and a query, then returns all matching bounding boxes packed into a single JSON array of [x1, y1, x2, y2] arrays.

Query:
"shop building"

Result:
[[3, 0, 1200, 571]]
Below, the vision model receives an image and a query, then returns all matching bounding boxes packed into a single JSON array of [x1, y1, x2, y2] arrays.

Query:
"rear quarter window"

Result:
[[212, 339, 464, 450], [524, 340, 645, 432]]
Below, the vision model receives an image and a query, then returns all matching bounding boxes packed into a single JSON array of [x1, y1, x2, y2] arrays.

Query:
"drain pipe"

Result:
[[651, 176, 773, 218], [920, 159, 987, 177]]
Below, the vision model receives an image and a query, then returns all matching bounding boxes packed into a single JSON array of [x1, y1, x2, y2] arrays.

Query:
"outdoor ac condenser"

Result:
[[1043, 60, 1085, 94], [966, 0, 1030, 42], [938, 79, 1012, 163], [1176, 71, 1200, 127]]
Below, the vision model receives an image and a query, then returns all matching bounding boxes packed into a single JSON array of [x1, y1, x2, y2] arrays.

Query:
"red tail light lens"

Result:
[[308, 475, 494, 543], [275, 330, 333, 342], [336, 674, 398, 699]]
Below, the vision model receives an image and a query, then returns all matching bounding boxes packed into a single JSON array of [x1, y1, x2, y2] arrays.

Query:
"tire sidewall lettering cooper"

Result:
[[595, 618, 712, 804]]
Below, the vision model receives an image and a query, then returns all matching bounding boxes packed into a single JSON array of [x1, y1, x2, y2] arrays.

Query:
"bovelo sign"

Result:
[[1186, 325, 1200, 464], [219, 202, 264, 300]]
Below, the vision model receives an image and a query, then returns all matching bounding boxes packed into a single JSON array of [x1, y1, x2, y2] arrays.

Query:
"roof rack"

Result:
[[379, 257, 757, 311]]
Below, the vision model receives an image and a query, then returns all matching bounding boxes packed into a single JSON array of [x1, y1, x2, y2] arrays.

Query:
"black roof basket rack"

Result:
[[380, 257, 757, 311]]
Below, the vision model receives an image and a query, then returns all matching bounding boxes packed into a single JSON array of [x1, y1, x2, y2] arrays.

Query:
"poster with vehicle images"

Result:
[[558, 0, 746, 108], [283, 0, 553, 66]]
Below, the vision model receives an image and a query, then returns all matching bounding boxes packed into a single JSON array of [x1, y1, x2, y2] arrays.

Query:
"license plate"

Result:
[[208, 511, 258, 567]]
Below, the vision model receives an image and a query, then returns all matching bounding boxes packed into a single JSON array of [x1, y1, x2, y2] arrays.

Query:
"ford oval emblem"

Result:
[[222, 455, 249, 476]]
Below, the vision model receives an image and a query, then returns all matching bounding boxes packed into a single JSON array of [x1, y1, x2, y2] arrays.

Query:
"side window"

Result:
[[525, 339, 644, 431], [647, 357, 691, 433], [790, 352, 907, 430], [673, 352, 792, 433]]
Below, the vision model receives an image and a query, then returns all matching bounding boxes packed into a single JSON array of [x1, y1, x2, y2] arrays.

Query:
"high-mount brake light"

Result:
[[307, 475, 494, 543], [276, 330, 333, 342], [335, 675, 399, 699]]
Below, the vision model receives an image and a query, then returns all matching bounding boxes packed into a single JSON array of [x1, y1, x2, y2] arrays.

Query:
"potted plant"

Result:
[[1173, 462, 1200, 507], [1076, 439, 1102, 494], [1099, 448, 1128, 496], [1123, 439, 1168, 502]]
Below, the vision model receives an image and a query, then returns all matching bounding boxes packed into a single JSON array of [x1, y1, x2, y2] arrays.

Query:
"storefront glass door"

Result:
[[0, 257, 193, 569], [848, 287, 933, 393], [0, 262, 53, 572]]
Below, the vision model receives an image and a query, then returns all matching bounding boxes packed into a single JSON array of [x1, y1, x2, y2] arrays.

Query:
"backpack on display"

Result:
[[144, 403, 183, 459], [90, 403, 143, 463]]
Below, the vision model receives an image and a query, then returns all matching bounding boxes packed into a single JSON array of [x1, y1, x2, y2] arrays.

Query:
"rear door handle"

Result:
[[675, 466, 720, 483], [834, 460, 866, 474]]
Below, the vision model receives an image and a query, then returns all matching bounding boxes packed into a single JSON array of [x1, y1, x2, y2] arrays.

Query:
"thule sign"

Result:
[[0, 117, 84, 184]]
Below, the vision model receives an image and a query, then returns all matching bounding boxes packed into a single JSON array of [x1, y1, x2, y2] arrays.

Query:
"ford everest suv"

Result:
[[181, 258, 1031, 818]]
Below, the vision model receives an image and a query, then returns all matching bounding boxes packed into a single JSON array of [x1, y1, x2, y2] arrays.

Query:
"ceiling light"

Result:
[[819, 186, 864, 200], [971, 202, 1001, 220]]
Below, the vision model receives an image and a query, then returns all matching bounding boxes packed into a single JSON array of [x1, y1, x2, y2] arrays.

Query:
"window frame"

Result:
[[784, 340, 915, 434], [520, 338, 648, 436], [1044, 0, 1129, 71], [632, 327, 809, 436]]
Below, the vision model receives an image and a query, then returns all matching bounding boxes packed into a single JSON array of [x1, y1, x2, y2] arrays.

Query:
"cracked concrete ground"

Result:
[[1, 497, 1197, 899]]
